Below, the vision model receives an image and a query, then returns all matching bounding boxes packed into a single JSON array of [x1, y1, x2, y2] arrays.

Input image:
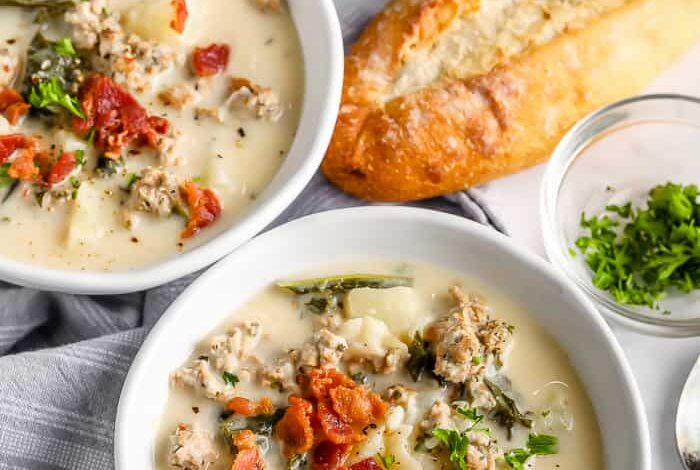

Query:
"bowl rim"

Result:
[[115, 205, 651, 470], [541, 93, 700, 336], [0, 0, 344, 295]]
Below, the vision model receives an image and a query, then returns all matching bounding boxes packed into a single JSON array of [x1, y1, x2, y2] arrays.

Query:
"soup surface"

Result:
[[0, 0, 303, 271], [157, 260, 604, 470]]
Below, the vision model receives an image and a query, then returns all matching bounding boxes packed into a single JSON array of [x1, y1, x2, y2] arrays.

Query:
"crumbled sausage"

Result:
[[208, 322, 262, 372], [126, 167, 180, 217], [260, 355, 297, 393], [227, 77, 283, 122], [294, 328, 347, 369], [171, 322, 262, 402], [194, 106, 223, 123], [156, 130, 183, 167], [465, 431, 497, 470], [424, 286, 512, 383], [65, 0, 176, 93], [122, 167, 180, 230], [168, 423, 218, 470], [159, 84, 199, 110], [419, 400, 452, 433]]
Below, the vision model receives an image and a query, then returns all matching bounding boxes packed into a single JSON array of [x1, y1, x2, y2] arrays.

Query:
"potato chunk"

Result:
[[65, 181, 115, 247], [123, 0, 192, 46], [345, 286, 422, 338]]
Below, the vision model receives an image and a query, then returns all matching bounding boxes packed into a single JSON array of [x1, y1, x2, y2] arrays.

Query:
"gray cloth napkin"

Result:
[[0, 3, 505, 469]]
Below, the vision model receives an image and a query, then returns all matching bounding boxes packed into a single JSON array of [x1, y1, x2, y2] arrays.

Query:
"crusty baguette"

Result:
[[322, 0, 700, 202]]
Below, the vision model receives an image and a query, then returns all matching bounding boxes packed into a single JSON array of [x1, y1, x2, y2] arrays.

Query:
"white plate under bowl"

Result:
[[115, 206, 650, 470], [0, 0, 343, 294]]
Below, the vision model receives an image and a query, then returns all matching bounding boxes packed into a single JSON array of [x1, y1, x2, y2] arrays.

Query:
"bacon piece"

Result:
[[192, 44, 230, 77], [0, 134, 28, 163], [309, 368, 355, 400], [311, 442, 350, 470], [345, 457, 382, 470], [180, 180, 222, 239], [308, 368, 387, 445], [330, 385, 387, 425], [0, 88, 29, 125], [226, 396, 275, 417], [230, 447, 264, 470], [317, 398, 362, 444], [73, 75, 169, 158], [232, 429, 257, 450], [8, 148, 39, 181], [45, 152, 76, 186], [275, 395, 315, 458], [170, 0, 188, 33]]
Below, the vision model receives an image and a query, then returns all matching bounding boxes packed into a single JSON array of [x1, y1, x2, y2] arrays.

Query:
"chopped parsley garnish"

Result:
[[432, 428, 470, 470], [74, 149, 86, 166], [503, 433, 558, 469], [85, 127, 96, 145], [125, 173, 140, 191], [0, 164, 15, 188], [222, 371, 239, 387], [376, 452, 396, 469], [575, 182, 700, 310], [456, 406, 489, 434], [29, 76, 85, 119], [69, 176, 80, 189], [53, 37, 77, 57]]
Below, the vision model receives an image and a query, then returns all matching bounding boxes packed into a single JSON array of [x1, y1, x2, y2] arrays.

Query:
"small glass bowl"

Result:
[[541, 94, 700, 337]]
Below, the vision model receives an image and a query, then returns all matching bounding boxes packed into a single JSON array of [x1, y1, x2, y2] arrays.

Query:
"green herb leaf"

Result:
[[222, 371, 239, 387], [406, 331, 433, 382], [74, 149, 86, 166], [432, 428, 469, 470], [503, 434, 558, 469], [0, 163, 15, 188], [484, 379, 533, 437], [526, 433, 558, 455], [574, 182, 700, 310], [53, 37, 76, 57], [277, 274, 413, 295], [304, 296, 329, 315], [503, 448, 530, 470], [456, 406, 490, 435], [29, 76, 85, 119], [85, 127, 96, 145], [125, 173, 140, 191], [376, 452, 396, 469]]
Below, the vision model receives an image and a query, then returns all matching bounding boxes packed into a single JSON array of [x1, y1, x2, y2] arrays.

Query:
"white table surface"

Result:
[[476, 44, 700, 470]]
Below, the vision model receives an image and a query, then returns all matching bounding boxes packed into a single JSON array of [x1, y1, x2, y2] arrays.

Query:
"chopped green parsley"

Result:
[[222, 371, 239, 387], [503, 433, 558, 469], [29, 76, 85, 119], [575, 182, 700, 310]]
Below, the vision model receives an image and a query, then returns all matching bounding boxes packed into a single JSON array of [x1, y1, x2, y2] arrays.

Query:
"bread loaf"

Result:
[[322, 0, 700, 201]]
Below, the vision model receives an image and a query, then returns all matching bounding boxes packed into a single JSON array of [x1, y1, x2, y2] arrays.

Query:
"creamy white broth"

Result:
[[156, 260, 604, 469], [0, 0, 303, 271]]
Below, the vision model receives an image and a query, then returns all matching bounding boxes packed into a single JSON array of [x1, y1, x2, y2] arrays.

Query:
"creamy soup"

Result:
[[0, 0, 303, 271], [157, 260, 604, 470]]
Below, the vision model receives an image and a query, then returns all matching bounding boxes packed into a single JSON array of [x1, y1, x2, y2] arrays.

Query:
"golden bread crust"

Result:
[[322, 0, 700, 201]]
